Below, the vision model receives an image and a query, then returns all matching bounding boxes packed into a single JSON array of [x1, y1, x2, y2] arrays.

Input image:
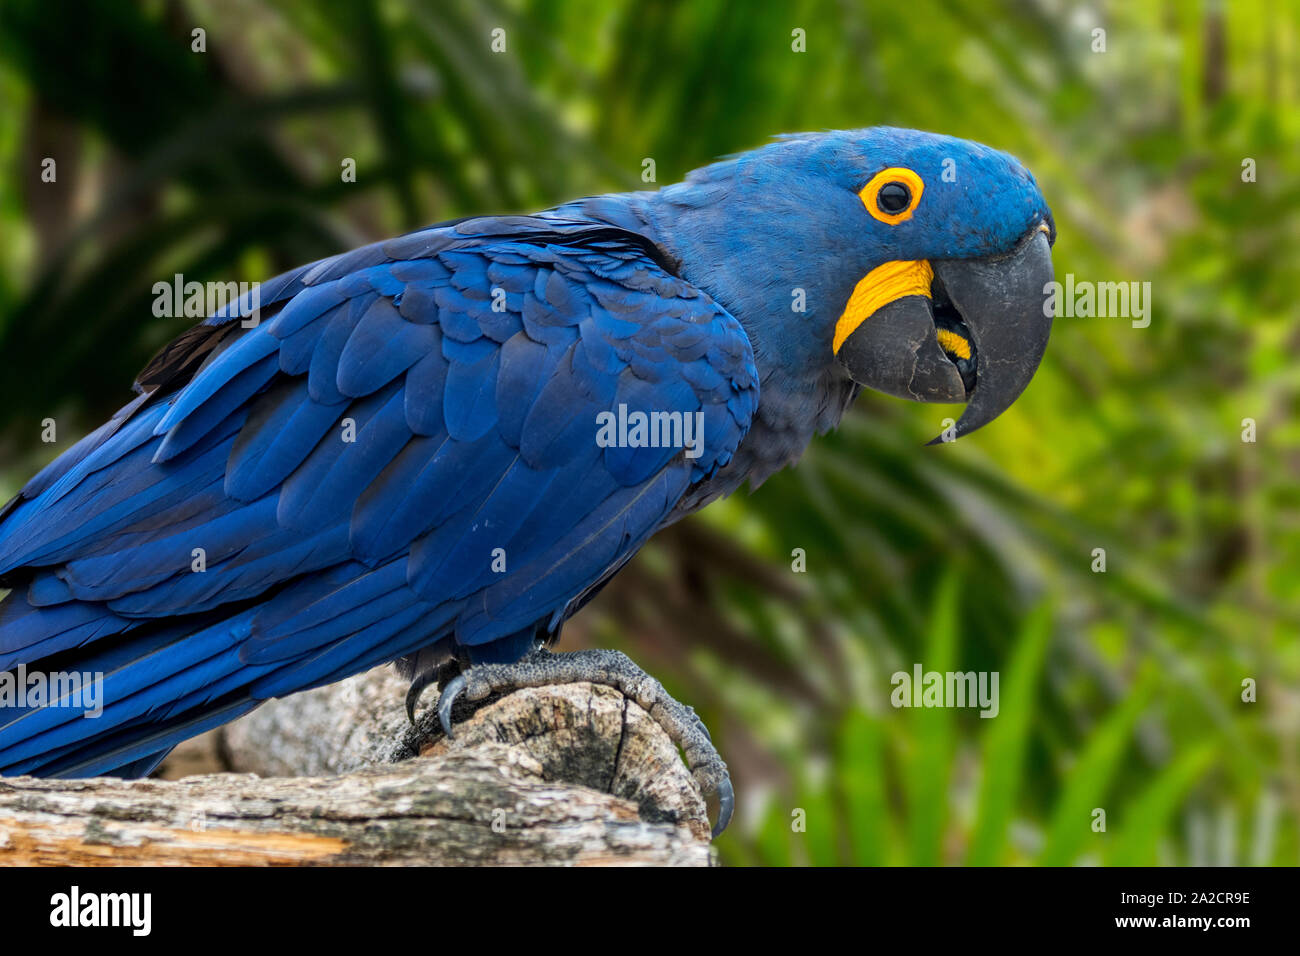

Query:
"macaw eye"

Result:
[[877, 182, 911, 214], [859, 167, 924, 224]]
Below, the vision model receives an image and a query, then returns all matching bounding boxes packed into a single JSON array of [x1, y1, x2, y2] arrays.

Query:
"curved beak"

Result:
[[835, 227, 1054, 443]]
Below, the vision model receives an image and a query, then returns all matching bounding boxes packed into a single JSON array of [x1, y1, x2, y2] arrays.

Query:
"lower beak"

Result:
[[835, 228, 1054, 442]]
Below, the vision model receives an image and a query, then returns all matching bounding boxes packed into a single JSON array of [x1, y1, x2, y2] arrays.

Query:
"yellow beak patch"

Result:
[[832, 259, 935, 354]]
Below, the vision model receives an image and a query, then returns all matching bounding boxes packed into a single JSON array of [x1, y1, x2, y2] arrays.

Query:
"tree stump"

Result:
[[0, 669, 714, 866]]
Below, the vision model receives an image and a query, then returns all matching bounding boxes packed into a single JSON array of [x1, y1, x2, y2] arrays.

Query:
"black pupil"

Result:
[[878, 182, 911, 214]]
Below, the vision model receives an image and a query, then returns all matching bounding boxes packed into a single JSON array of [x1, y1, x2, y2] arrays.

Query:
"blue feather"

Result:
[[0, 209, 763, 778], [225, 380, 348, 502], [336, 296, 438, 398], [276, 382, 410, 530]]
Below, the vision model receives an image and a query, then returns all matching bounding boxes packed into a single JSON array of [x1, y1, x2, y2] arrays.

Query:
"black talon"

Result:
[[404, 668, 439, 725], [712, 774, 735, 838], [438, 673, 468, 739]]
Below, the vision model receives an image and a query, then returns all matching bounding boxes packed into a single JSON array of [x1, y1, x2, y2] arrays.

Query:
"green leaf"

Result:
[[836, 708, 893, 866], [1109, 741, 1218, 866], [966, 602, 1054, 865], [797, 773, 841, 866], [1038, 672, 1156, 866], [904, 569, 961, 865]]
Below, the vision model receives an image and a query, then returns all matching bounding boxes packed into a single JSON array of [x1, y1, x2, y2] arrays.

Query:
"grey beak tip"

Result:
[[930, 230, 1055, 440]]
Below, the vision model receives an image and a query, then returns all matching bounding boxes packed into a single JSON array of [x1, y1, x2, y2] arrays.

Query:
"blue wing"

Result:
[[0, 215, 758, 777]]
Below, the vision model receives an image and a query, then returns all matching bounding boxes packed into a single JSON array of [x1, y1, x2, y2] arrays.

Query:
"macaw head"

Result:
[[652, 127, 1056, 441]]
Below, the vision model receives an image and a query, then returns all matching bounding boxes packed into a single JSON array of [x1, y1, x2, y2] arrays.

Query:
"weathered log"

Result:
[[221, 663, 429, 776], [0, 675, 714, 866]]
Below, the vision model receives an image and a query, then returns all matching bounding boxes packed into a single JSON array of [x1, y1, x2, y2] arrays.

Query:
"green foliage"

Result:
[[967, 603, 1053, 866], [0, 0, 1295, 865]]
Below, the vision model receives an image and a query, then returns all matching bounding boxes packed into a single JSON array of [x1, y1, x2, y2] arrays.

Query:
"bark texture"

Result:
[[0, 671, 714, 866]]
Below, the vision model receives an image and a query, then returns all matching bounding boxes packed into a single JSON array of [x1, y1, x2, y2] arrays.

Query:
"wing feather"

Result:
[[0, 216, 758, 776]]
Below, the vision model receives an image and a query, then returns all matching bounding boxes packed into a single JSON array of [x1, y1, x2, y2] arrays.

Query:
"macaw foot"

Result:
[[424, 648, 733, 837]]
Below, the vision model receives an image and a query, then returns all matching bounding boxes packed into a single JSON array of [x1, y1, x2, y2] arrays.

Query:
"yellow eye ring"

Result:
[[859, 167, 925, 224]]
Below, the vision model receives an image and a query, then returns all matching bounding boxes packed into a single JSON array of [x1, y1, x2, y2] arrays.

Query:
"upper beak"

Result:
[[835, 225, 1054, 443]]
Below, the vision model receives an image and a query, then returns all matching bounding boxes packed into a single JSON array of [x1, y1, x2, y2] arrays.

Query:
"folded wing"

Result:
[[0, 216, 758, 777]]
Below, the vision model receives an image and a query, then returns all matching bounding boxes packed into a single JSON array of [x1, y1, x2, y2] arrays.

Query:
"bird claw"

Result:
[[713, 774, 734, 838], [416, 649, 735, 837], [436, 672, 468, 740], [405, 667, 439, 725]]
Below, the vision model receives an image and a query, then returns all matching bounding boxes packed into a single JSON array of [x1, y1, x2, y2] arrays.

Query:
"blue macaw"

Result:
[[0, 128, 1054, 834]]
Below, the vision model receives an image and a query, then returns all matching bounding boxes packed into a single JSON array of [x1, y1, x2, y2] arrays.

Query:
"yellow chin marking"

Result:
[[935, 328, 971, 360], [831, 259, 934, 354]]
